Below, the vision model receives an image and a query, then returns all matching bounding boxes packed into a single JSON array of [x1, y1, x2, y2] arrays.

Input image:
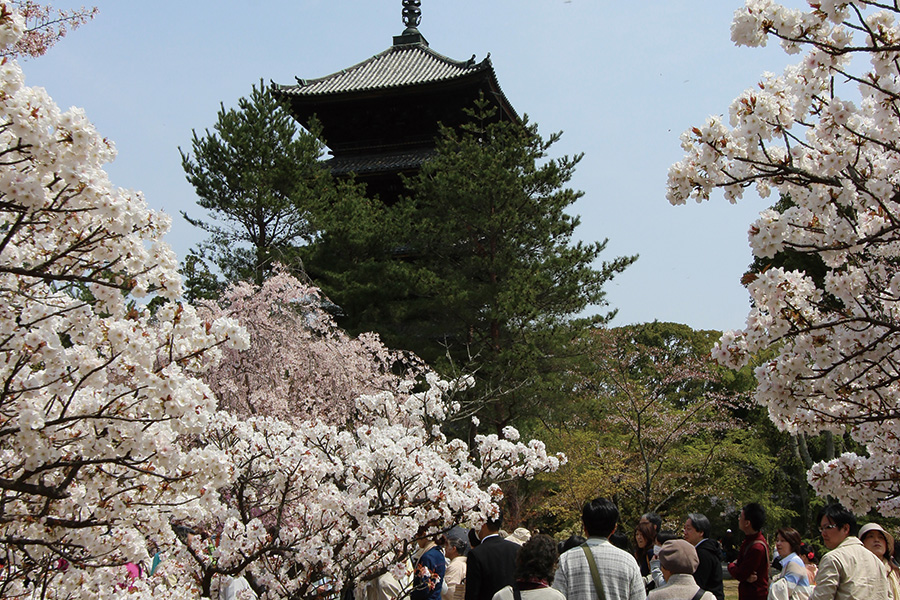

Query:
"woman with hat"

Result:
[[859, 522, 900, 599], [647, 539, 715, 600]]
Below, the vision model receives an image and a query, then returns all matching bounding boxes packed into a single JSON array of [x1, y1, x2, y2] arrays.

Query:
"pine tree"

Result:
[[181, 81, 349, 286], [319, 98, 637, 430]]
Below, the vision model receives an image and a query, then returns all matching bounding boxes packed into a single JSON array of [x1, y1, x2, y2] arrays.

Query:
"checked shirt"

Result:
[[552, 537, 644, 600]]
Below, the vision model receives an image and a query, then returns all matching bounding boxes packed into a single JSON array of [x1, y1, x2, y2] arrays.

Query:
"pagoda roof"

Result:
[[327, 148, 437, 175], [274, 42, 514, 117]]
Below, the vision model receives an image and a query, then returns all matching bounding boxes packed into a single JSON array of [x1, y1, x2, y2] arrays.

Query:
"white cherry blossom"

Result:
[[669, 0, 900, 515]]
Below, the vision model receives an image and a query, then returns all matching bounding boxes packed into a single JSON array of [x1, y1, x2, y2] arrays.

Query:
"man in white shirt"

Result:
[[552, 498, 644, 600]]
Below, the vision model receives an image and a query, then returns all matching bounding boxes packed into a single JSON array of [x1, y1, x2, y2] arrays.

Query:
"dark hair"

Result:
[[516, 534, 559, 584], [485, 509, 504, 532], [172, 523, 198, 540], [657, 530, 679, 544], [634, 523, 657, 555], [609, 530, 630, 552], [468, 528, 481, 549], [417, 529, 446, 546], [641, 512, 663, 531], [634, 523, 657, 572], [687, 513, 711, 538], [816, 503, 857, 535], [742, 503, 766, 532], [799, 542, 817, 564], [776, 527, 802, 554], [582, 498, 618, 538], [558, 534, 586, 555]]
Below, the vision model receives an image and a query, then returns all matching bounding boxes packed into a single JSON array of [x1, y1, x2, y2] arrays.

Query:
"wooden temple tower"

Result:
[[272, 0, 518, 205]]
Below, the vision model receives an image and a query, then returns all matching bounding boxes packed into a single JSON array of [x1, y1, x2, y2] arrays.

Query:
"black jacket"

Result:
[[694, 538, 725, 600], [464, 535, 520, 600]]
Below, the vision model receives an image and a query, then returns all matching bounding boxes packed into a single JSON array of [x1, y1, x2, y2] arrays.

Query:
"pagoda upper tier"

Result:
[[273, 31, 517, 201]]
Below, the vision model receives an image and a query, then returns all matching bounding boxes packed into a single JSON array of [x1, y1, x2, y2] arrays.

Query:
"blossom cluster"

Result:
[[0, 3, 243, 596], [669, 0, 900, 515], [1, 1, 97, 59], [183, 275, 564, 599], [199, 268, 428, 425]]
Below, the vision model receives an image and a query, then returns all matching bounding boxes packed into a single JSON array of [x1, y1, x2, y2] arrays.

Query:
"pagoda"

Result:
[[272, 0, 518, 204]]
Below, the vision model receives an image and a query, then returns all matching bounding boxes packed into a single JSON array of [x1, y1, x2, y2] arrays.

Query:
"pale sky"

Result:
[[24, 1, 809, 332]]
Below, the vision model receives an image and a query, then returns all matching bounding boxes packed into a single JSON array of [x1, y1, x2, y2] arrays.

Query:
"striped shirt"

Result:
[[552, 537, 645, 600]]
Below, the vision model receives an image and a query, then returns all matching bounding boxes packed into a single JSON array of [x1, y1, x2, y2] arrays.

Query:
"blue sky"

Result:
[[24, 0, 808, 332]]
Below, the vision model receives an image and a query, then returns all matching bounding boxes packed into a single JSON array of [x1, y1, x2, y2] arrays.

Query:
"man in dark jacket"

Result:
[[683, 513, 724, 600], [464, 512, 520, 600]]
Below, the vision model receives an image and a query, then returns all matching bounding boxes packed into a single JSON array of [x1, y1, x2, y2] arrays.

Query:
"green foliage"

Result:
[[530, 425, 631, 534], [305, 97, 636, 433], [301, 187, 423, 326], [180, 81, 342, 285], [531, 323, 783, 532], [180, 253, 223, 303], [398, 98, 637, 428]]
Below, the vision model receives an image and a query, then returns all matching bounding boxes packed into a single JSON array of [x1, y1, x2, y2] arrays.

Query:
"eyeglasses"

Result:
[[819, 524, 839, 533]]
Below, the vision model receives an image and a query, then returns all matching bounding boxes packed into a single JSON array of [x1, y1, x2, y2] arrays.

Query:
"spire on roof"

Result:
[[394, 0, 428, 46], [402, 0, 422, 31]]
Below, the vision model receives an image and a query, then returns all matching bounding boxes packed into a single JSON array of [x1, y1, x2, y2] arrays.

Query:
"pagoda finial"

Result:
[[394, 0, 427, 46], [402, 0, 422, 30]]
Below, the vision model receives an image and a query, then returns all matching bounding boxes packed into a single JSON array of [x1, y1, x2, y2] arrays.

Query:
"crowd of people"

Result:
[[393, 498, 900, 600]]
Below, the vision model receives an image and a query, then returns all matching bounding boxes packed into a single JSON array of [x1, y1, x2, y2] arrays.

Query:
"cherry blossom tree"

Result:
[[537, 324, 755, 528], [668, 0, 900, 515], [175, 384, 564, 599], [0, 5, 249, 598], [582, 326, 743, 515], [180, 273, 565, 599], [199, 269, 427, 425], [1, 1, 97, 59]]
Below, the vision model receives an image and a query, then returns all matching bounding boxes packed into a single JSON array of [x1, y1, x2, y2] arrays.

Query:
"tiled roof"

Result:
[[275, 44, 490, 97], [327, 148, 437, 175]]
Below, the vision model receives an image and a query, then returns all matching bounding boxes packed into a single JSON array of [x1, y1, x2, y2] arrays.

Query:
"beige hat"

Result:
[[859, 522, 895, 557], [658, 539, 700, 575], [505, 527, 532, 546]]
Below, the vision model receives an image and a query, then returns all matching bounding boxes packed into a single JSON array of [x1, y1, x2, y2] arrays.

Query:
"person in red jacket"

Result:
[[727, 503, 769, 600]]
